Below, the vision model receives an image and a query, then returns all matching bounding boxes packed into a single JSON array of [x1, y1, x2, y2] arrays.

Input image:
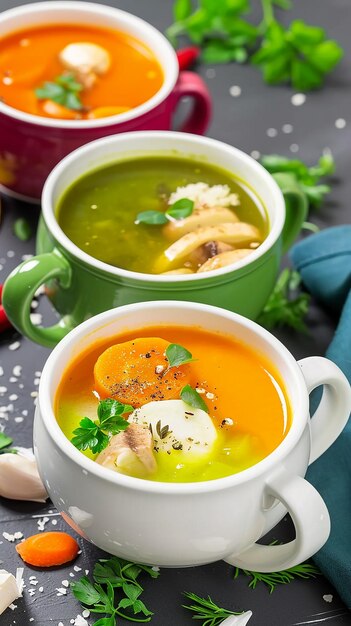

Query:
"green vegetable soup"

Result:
[[57, 156, 268, 274]]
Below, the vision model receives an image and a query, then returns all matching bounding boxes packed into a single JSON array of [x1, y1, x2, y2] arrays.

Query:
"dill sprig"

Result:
[[183, 592, 243, 626], [234, 562, 321, 593]]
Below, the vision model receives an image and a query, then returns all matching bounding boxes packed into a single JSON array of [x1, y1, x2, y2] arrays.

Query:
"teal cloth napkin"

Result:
[[290, 225, 351, 608]]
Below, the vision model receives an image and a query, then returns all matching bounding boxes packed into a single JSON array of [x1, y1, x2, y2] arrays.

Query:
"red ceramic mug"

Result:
[[0, 1, 212, 202]]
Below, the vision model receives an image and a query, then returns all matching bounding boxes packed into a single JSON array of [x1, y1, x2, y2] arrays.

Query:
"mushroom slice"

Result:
[[59, 42, 111, 77], [164, 206, 238, 241], [189, 240, 233, 267], [96, 423, 156, 475], [161, 268, 194, 275], [154, 222, 261, 273], [197, 249, 253, 273]]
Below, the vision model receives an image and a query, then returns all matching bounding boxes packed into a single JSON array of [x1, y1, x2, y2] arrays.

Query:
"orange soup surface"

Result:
[[0, 24, 164, 120], [55, 325, 291, 482]]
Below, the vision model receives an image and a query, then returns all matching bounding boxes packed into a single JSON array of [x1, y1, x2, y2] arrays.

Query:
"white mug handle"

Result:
[[225, 356, 350, 572], [224, 466, 330, 572], [298, 356, 351, 464]]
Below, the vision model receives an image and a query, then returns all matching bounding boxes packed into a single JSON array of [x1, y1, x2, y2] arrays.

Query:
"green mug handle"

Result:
[[273, 173, 308, 254], [2, 249, 73, 348]]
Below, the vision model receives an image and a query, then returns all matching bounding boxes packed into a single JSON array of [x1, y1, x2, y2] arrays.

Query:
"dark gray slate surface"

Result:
[[0, 0, 350, 624]]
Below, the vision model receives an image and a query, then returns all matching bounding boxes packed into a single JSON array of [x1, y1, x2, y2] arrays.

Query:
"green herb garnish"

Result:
[[135, 210, 168, 225], [0, 432, 13, 451], [136, 198, 194, 226], [167, 0, 343, 90], [234, 561, 320, 593], [13, 218, 32, 242], [260, 152, 335, 208], [258, 269, 310, 332], [71, 398, 132, 454], [71, 556, 159, 623], [35, 72, 83, 111], [181, 384, 209, 413], [183, 592, 244, 626], [166, 343, 195, 368], [166, 198, 194, 220]]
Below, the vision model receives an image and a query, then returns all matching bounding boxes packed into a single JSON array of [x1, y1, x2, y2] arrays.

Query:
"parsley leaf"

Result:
[[167, 0, 343, 90], [258, 269, 310, 332], [165, 343, 195, 368], [181, 384, 209, 413], [135, 210, 168, 225], [0, 432, 13, 450], [166, 198, 194, 220], [71, 399, 132, 454], [72, 556, 158, 623], [35, 72, 84, 111], [252, 19, 343, 90]]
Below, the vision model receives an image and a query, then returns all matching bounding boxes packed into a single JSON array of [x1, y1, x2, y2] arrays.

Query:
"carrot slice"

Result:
[[94, 337, 191, 407], [16, 532, 79, 567]]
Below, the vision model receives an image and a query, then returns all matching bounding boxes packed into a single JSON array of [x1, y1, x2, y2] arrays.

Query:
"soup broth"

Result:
[[0, 24, 163, 120], [55, 325, 291, 483], [57, 157, 269, 274]]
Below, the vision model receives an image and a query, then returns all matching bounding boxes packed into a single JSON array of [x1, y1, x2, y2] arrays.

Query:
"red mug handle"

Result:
[[171, 71, 212, 135]]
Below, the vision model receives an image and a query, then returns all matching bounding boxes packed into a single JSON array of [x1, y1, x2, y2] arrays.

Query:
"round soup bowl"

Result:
[[3, 131, 308, 348], [34, 301, 351, 570], [0, 1, 211, 201]]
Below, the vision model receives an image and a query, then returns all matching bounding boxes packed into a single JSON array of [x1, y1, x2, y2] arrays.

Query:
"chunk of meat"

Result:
[[197, 248, 253, 272], [96, 423, 156, 474]]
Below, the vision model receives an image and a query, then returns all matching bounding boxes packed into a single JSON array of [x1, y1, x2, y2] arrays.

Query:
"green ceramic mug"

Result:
[[3, 131, 307, 347]]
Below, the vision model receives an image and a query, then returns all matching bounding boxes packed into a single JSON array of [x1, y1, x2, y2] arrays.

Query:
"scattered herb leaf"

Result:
[[0, 432, 13, 450], [260, 152, 335, 208], [258, 269, 310, 332], [167, 0, 342, 90], [155, 420, 172, 440], [135, 210, 168, 226], [13, 218, 32, 241], [71, 399, 131, 454], [166, 198, 194, 220], [71, 556, 159, 623], [181, 384, 209, 413], [35, 72, 83, 111], [183, 592, 244, 626], [234, 561, 320, 593], [165, 343, 195, 368]]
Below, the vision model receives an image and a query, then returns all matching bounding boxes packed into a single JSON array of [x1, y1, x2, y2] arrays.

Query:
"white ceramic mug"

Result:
[[34, 301, 351, 571]]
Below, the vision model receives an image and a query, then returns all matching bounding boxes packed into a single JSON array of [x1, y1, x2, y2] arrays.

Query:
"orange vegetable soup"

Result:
[[0, 24, 163, 120], [56, 326, 291, 483]]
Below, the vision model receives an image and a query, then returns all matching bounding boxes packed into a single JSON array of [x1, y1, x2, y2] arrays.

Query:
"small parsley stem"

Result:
[[114, 610, 151, 622], [261, 0, 274, 27]]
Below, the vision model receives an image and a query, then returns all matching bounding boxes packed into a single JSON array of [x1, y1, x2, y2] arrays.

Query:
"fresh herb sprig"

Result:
[[71, 398, 132, 454], [181, 384, 209, 413], [234, 561, 320, 593], [258, 269, 310, 332], [260, 152, 335, 209], [183, 592, 245, 626], [136, 198, 194, 226], [71, 556, 159, 623], [167, 0, 343, 90], [0, 432, 17, 455], [35, 72, 84, 111]]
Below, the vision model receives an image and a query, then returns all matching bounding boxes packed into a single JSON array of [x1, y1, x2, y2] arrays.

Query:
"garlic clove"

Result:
[[222, 612, 253, 626], [59, 42, 111, 76], [0, 453, 47, 502], [0, 570, 21, 616]]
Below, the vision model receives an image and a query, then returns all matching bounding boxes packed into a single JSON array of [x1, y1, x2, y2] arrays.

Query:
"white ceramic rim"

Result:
[[0, 1, 178, 129], [41, 131, 285, 283], [38, 301, 309, 494]]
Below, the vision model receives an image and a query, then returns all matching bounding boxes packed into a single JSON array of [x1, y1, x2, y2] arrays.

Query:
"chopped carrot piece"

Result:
[[16, 532, 79, 567], [94, 337, 191, 407]]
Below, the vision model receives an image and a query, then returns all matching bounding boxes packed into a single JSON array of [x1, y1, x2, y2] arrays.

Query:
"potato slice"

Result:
[[59, 43, 111, 76], [164, 206, 238, 241], [154, 222, 261, 273], [197, 249, 253, 273]]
